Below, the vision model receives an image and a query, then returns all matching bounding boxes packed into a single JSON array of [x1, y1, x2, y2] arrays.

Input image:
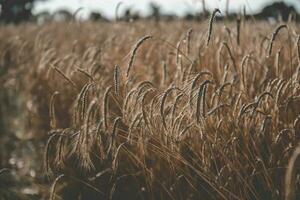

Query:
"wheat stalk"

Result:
[[268, 24, 287, 57], [103, 86, 113, 130], [73, 83, 93, 125], [207, 8, 221, 46], [126, 35, 153, 77], [189, 71, 212, 110], [176, 39, 183, 65], [161, 87, 180, 130], [236, 16, 241, 46], [123, 89, 136, 114], [297, 35, 300, 63], [241, 55, 250, 89], [171, 93, 184, 126], [50, 91, 59, 129], [222, 42, 237, 72], [58, 134, 67, 167], [80, 83, 94, 122], [186, 28, 193, 55], [161, 60, 167, 85], [115, 2, 123, 21], [141, 89, 152, 129], [275, 48, 282, 76], [51, 64, 77, 88], [285, 143, 300, 200], [196, 80, 213, 122], [76, 67, 94, 81], [161, 88, 173, 130], [44, 133, 60, 175], [128, 112, 142, 144], [49, 174, 65, 200], [107, 117, 121, 156], [114, 65, 120, 95]]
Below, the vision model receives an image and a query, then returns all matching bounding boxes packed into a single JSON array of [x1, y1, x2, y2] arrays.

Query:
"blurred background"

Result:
[[0, 0, 300, 24]]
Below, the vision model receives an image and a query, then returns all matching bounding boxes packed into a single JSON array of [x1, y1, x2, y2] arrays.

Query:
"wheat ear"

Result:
[[186, 28, 193, 55], [114, 65, 120, 95], [103, 86, 113, 130], [49, 91, 59, 129]]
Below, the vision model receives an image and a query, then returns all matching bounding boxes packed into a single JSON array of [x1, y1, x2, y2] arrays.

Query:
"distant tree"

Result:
[[149, 3, 160, 22], [194, 0, 209, 19], [184, 13, 195, 21], [121, 8, 140, 22], [255, 1, 299, 21], [122, 8, 131, 22], [90, 12, 102, 21], [89, 12, 108, 22], [0, 0, 46, 23]]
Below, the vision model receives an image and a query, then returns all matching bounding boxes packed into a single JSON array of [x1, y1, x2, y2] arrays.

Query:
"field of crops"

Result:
[[0, 18, 299, 200]]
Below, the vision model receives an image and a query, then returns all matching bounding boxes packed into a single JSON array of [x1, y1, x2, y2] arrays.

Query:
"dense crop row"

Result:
[[0, 19, 299, 199]]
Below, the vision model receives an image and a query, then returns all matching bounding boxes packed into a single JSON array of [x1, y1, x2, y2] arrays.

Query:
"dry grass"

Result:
[[0, 19, 299, 200]]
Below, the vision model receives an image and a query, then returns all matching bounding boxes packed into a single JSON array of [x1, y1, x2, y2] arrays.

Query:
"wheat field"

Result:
[[0, 18, 299, 200]]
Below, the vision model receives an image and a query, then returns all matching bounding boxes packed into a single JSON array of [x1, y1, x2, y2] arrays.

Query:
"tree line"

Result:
[[0, 0, 299, 24]]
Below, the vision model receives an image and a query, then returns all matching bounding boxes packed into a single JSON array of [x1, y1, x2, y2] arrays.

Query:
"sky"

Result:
[[34, 0, 300, 19]]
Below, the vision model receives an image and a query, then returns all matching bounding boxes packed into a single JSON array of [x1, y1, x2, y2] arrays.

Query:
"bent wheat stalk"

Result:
[[207, 8, 221, 46], [189, 71, 212, 110], [268, 24, 287, 57], [186, 28, 193, 55], [50, 91, 59, 129], [126, 35, 153, 77], [51, 64, 77, 88], [50, 174, 65, 200], [161, 87, 180, 130], [115, 2, 123, 21], [285, 143, 300, 200], [196, 80, 213, 122], [222, 42, 237, 72]]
